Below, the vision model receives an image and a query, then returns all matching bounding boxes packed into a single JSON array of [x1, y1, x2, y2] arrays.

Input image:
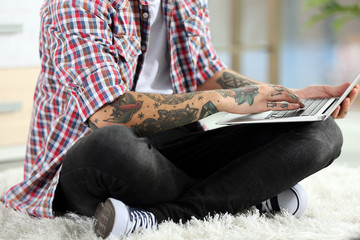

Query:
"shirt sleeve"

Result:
[[195, 1, 227, 85], [47, 0, 128, 122]]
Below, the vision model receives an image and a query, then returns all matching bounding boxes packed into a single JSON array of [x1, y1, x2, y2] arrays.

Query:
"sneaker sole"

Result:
[[290, 184, 308, 217], [94, 199, 116, 239]]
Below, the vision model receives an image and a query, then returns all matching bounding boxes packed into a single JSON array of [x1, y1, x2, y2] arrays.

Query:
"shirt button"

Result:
[[141, 45, 147, 52], [142, 12, 149, 19]]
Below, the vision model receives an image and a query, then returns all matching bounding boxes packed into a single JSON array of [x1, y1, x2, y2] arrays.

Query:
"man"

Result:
[[1, 0, 359, 239]]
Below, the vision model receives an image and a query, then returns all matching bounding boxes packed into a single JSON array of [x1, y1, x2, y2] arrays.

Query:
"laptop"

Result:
[[216, 72, 360, 125]]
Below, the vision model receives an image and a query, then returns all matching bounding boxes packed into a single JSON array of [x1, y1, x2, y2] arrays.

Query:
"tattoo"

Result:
[[217, 86, 259, 106], [271, 85, 301, 102], [287, 91, 301, 101], [271, 86, 285, 97], [200, 101, 219, 118], [281, 103, 289, 108], [138, 112, 145, 119], [132, 104, 199, 135], [216, 72, 257, 89], [143, 93, 199, 105], [267, 102, 277, 108], [105, 93, 143, 124]]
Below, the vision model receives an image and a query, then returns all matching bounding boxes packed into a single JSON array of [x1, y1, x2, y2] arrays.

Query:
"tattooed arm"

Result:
[[198, 69, 265, 91], [89, 83, 304, 135], [89, 90, 221, 135], [198, 68, 305, 112]]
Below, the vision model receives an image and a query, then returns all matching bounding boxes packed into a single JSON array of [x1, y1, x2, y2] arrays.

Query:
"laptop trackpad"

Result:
[[216, 111, 271, 125]]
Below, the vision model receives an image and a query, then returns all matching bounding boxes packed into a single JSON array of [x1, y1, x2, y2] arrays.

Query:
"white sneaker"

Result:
[[256, 184, 308, 217], [94, 198, 157, 239]]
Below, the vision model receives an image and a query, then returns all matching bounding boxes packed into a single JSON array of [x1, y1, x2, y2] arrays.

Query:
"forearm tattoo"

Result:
[[142, 92, 199, 105], [217, 86, 259, 106], [88, 119, 99, 130], [105, 93, 143, 124], [102, 91, 219, 135], [131, 104, 199, 135], [199, 101, 219, 118], [216, 72, 258, 89]]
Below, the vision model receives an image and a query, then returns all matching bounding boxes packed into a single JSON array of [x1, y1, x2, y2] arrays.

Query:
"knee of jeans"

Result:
[[64, 125, 143, 172], [89, 125, 146, 168], [304, 118, 343, 168]]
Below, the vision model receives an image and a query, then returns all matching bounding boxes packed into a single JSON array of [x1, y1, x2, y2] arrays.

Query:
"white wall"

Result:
[[208, 0, 270, 83], [208, 0, 360, 87], [281, 0, 360, 88], [0, 0, 44, 68]]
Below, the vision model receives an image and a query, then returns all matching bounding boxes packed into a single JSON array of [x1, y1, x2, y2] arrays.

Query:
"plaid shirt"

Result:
[[1, 0, 225, 218]]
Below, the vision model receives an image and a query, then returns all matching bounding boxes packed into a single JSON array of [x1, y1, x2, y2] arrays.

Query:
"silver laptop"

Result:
[[216, 72, 360, 125]]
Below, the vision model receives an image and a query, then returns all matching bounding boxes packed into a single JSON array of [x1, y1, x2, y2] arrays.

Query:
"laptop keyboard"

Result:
[[265, 99, 329, 119]]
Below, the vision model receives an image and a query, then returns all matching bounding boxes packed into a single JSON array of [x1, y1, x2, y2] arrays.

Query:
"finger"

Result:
[[348, 84, 359, 105], [266, 102, 301, 111], [268, 86, 305, 107], [331, 106, 341, 118], [285, 89, 305, 107], [337, 98, 350, 119]]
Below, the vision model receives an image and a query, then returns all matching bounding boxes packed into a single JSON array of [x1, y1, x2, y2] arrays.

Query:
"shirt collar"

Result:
[[139, 0, 148, 5], [140, 0, 175, 6]]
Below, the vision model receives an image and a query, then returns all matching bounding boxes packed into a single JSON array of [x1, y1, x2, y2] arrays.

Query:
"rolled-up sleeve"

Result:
[[48, 0, 128, 122], [195, 2, 227, 85]]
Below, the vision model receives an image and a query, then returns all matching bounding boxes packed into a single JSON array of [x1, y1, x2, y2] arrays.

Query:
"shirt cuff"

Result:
[[68, 67, 127, 123]]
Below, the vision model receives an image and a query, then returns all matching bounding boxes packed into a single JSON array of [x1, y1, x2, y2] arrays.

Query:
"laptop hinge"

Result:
[[322, 98, 338, 114]]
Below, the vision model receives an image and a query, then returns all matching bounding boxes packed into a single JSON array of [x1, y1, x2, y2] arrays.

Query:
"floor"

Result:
[[333, 111, 360, 167], [0, 111, 359, 172]]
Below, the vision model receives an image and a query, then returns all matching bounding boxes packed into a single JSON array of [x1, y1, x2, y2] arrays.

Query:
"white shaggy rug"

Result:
[[0, 164, 360, 240]]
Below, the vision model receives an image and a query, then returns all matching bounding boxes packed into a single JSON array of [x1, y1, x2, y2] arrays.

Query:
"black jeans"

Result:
[[54, 118, 343, 223]]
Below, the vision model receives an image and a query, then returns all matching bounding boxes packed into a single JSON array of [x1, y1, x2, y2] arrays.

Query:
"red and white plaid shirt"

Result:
[[1, 0, 225, 218]]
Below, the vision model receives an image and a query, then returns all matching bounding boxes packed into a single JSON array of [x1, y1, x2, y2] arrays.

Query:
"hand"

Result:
[[217, 85, 305, 114], [294, 83, 360, 119]]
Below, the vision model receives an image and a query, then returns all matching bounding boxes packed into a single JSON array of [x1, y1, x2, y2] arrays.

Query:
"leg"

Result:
[[53, 125, 195, 217], [148, 118, 343, 222]]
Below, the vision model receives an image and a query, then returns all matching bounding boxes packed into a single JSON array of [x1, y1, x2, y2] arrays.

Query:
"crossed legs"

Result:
[[54, 118, 343, 223]]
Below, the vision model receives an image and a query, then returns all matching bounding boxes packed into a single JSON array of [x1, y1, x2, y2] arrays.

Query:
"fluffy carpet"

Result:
[[0, 164, 359, 240]]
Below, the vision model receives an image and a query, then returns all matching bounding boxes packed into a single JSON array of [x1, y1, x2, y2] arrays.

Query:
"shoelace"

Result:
[[126, 208, 157, 236], [259, 199, 274, 213]]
